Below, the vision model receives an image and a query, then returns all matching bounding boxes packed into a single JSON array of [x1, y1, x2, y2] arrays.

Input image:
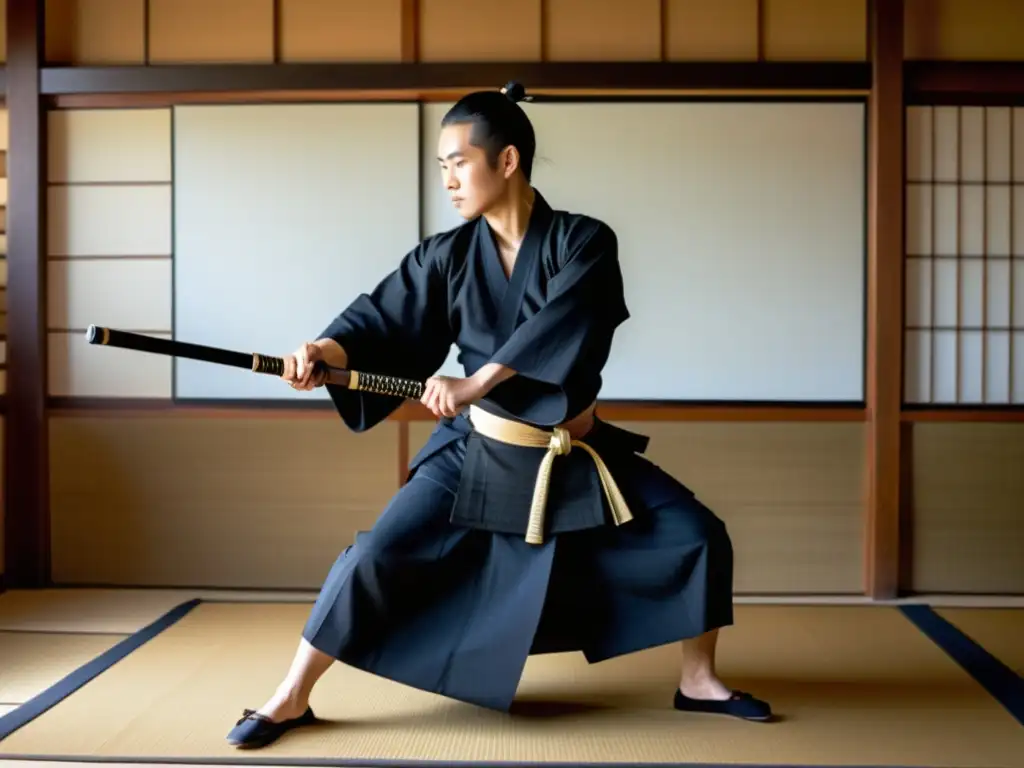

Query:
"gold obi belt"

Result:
[[467, 405, 634, 545]]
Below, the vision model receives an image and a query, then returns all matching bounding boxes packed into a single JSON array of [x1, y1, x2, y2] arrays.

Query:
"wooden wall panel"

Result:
[[905, 0, 1024, 61], [279, 0, 403, 62], [33, 0, 1024, 66], [664, 0, 758, 61], [545, 0, 662, 61], [419, 0, 542, 62], [910, 423, 1024, 593], [148, 0, 275, 64], [628, 421, 865, 594], [410, 421, 866, 595], [49, 417, 400, 588], [45, 0, 146, 65], [764, 0, 867, 61]]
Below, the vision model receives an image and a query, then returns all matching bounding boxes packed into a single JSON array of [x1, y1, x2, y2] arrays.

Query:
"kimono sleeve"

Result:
[[487, 220, 629, 423], [318, 235, 454, 432]]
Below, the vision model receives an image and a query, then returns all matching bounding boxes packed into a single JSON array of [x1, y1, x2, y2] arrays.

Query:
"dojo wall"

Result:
[[0, 105, 7, 577], [7, 0, 1024, 595], [43, 103, 869, 594]]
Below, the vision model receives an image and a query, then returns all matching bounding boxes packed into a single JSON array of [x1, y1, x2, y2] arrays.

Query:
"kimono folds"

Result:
[[301, 190, 735, 712]]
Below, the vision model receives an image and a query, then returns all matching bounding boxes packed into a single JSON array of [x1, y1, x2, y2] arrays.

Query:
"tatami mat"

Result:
[[2, 589, 1019, 636], [1, 601, 1021, 766], [0, 588, 312, 634], [0, 631, 128, 704], [937, 608, 1024, 677]]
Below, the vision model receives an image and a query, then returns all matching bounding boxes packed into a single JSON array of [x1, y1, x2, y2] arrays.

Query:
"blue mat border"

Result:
[[897, 603, 1024, 726], [0, 598, 1019, 767], [0, 757, 951, 768]]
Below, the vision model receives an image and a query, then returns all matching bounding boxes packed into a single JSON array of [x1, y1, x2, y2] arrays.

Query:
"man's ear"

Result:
[[502, 145, 521, 178]]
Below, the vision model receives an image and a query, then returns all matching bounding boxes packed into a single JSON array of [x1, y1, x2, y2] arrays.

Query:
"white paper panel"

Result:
[[986, 108, 1012, 183], [905, 257, 932, 327], [1014, 332, 1024, 403], [48, 259, 172, 332], [987, 186, 1011, 257], [422, 100, 866, 401], [985, 331, 1011, 403], [905, 183, 932, 255], [173, 100, 864, 402], [933, 107, 960, 183], [959, 107, 985, 184], [903, 105, 1024, 406], [933, 259, 958, 328], [48, 109, 173, 183], [1014, 188, 1024, 256], [172, 103, 420, 400], [986, 259, 1011, 328], [932, 330, 958, 403], [49, 331, 173, 397], [1014, 260, 1024, 325], [959, 259, 984, 328], [960, 185, 984, 256], [904, 330, 931, 403], [1014, 109, 1024, 182], [958, 330, 984, 403], [905, 106, 932, 181], [47, 185, 172, 257], [933, 184, 959, 257]]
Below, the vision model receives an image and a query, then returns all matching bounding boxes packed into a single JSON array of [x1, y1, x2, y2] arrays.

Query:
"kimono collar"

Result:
[[485, 188, 553, 348]]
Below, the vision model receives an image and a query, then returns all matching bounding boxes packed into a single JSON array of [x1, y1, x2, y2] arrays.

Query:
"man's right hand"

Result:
[[282, 342, 325, 391]]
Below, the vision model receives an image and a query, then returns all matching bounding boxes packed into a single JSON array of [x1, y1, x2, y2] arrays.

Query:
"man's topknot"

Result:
[[500, 81, 528, 103]]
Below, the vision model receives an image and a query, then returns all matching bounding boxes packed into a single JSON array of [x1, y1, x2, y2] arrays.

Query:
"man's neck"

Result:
[[484, 185, 535, 253]]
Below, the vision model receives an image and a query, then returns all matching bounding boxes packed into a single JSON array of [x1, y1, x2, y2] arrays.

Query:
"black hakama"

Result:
[[301, 411, 734, 712], [301, 190, 737, 712]]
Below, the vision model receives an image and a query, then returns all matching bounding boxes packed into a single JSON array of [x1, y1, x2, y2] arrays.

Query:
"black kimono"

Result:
[[302, 190, 734, 711]]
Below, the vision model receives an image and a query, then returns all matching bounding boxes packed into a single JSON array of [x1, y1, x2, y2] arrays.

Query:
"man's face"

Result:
[[437, 122, 511, 220]]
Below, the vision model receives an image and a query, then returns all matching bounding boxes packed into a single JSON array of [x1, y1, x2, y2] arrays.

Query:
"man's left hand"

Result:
[[420, 375, 486, 418]]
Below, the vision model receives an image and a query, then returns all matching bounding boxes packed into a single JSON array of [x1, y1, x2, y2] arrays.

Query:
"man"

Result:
[[228, 82, 772, 750]]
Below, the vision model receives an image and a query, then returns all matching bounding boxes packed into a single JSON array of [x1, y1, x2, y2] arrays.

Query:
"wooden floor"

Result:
[[1, 588, 1022, 768]]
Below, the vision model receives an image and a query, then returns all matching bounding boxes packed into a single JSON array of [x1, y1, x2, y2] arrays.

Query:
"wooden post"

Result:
[[3, 0, 49, 587], [864, 0, 904, 599]]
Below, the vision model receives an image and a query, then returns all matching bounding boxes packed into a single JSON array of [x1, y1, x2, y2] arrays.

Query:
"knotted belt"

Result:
[[468, 405, 634, 545]]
